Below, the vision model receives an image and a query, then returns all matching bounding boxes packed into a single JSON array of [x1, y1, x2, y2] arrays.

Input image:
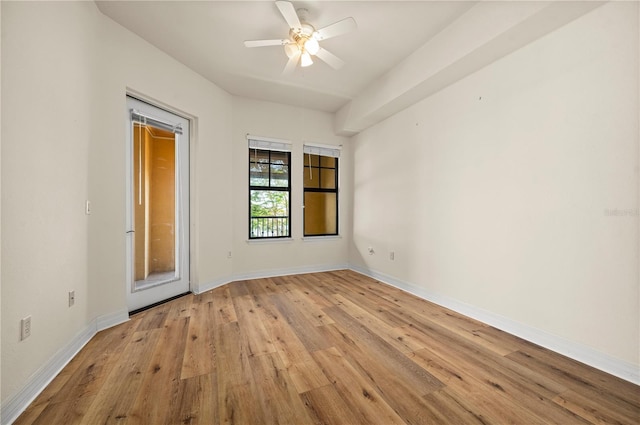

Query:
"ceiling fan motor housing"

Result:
[[287, 22, 318, 57]]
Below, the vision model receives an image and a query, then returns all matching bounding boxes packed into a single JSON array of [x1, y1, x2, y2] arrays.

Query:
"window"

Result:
[[249, 138, 291, 239], [303, 145, 339, 236]]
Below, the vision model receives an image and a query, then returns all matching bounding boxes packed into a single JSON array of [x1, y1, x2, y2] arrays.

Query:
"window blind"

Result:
[[248, 135, 292, 152], [131, 109, 183, 135], [303, 144, 341, 158]]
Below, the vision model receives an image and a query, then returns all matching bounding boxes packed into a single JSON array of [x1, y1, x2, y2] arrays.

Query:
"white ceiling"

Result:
[[95, 1, 476, 113], [96, 0, 603, 134]]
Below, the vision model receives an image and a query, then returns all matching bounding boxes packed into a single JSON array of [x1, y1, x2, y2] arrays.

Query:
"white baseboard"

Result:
[[232, 263, 349, 282], [1, 311, 130, 425], [96, 309, 129, 331], [195, 263, 349, 295], [349, 264, 640, 386], [193, 277, 230, 295]]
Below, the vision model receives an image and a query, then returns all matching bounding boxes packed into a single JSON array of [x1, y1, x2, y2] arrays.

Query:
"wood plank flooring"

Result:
[[15, 270, 640, 424]]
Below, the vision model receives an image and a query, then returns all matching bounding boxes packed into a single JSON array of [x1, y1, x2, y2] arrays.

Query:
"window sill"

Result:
[[301, 235, 342, 242], [246, 237, 294, 244]]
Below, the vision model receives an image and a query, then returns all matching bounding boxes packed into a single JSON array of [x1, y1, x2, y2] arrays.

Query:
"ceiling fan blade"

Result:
[[282, 51, 300, 75], [275, 1, 301, 31], [244, 39, 288, 48], [315, 48, 345, 70], [314, 17, 357, 41]]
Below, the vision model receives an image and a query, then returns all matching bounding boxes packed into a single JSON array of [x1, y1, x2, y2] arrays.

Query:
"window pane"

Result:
[[250, 190, 289, 238], [250, 149, 270, 186], [320, 156, 336, 168], [250, 163, 269, 186], [249, 146, 291, 239], [270, 164, 289, 187], [250, 216, 289, 238], [250, 149, 270, 164], [304, 154, 320, 167], [250, 190, 289, 216], [271, 151, 289, 165], [304, 166, 320, 188], [304, 192, 337, 235], [320, 169, 336, 189]]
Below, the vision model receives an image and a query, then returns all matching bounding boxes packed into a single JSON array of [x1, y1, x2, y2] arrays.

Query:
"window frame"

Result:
[[249, 147, 292, 239], [303, 152, 339, 237]]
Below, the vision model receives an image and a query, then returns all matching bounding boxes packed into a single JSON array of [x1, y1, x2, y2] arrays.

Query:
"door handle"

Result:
[[126, 230, 135, 234]]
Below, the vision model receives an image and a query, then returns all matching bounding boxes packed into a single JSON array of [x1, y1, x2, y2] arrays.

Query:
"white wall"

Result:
[[0, 2, 348, 414], [1, 0, 637, 418], [89, 4, 234, 309], [2, 1, 96, 405], [230, 97, 350, 281], [1, 0, 234, 411], [350, 1, 639, 375]]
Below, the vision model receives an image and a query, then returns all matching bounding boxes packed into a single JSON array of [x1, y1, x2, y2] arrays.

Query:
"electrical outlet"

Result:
[[227, 251, 232, 259], [390, 251, 395, 260], [69, 290, 75, 307], [21, 316, 32, 340]]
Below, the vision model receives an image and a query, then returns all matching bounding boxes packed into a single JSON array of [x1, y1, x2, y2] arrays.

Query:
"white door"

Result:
[[126, 96, 190, 312]]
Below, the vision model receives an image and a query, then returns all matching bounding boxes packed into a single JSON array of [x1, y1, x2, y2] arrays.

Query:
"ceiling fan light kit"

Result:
[[304, 37, 320, 55], [300, 52, 313, 67], [244, 0, 357, 74], [284, 43, 299, 59]]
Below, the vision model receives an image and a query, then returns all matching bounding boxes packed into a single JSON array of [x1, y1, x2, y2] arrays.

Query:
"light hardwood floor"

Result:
[[15, 270, 640, 424]]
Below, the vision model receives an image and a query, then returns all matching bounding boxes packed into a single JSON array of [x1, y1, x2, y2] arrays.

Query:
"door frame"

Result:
[[125, 93, 194, 312]]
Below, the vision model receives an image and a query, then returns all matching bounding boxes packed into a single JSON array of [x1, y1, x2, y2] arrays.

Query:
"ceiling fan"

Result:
[[244, 1, 357, 74]]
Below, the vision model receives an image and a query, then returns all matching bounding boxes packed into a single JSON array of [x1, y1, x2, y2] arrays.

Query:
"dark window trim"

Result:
[[249, 148, 292, 239], [303, 155, 339, 237]]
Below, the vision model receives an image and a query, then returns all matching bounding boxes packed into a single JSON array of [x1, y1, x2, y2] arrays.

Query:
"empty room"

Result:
[[1, 1, 638, 424]]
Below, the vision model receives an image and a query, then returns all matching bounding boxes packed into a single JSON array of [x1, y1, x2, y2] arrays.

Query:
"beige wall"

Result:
[[350, 1, 639, 369], [231, 97, 350, 278], [1, 0, 234, 406], [89, 2, 234, 311], [1, 0, 637, 416], [2, 1, 95, 406]]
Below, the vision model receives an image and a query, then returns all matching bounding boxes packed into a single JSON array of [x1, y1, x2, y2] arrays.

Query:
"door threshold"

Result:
[[129, 291, 191, 316]]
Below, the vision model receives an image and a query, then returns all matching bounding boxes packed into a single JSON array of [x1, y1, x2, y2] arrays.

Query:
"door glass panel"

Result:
[[133, 123, 178, 291]]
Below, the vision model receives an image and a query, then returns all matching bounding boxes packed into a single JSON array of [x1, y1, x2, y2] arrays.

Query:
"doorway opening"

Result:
[[133, 124, 178, 289], [126, 96, 190, 312]]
